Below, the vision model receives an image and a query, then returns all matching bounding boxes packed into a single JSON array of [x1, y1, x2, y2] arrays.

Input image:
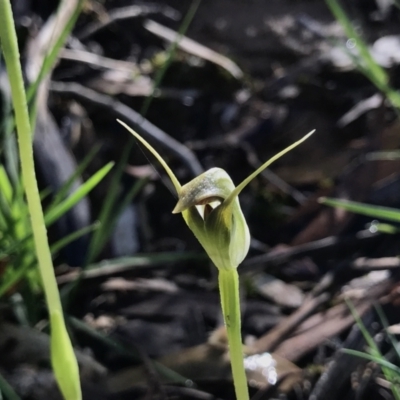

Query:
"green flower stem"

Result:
[[219, 269, 249, 400], [0, 1, 81, 399]]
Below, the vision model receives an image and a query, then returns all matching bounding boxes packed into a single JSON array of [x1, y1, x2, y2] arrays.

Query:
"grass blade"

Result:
[[0, 372, 21, 400], [346, 300, 400, 399], [87, 177, 147, 263], [320, 197, 400, 223], [45, 162, 114, 226], [325, 0, 386, 85], [47, 144, 101, 210], [85, 145, 132, 265], [26, 0, 85, 104], [374, 304, 400, 362], [50, 222, 100, 256], [140, 0, 201, 117], [342, 349, 400, 375], [325, 0, 400, 109]]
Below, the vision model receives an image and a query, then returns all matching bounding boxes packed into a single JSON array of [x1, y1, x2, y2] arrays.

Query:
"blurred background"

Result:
[[2, 0, 400, 399]]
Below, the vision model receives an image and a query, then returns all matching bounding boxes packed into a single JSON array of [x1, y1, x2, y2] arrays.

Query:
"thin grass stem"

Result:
[[0, 2, 81, 398]]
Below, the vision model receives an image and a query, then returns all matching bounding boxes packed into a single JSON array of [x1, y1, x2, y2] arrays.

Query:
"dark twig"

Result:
[[163, 386, 220, 400], [250, 292, 330, 354], [60, 48, 140, 73], [76, 4, 180, 40], [274, 279, 392, 362], [242, 229, 383, 273], [50, 82, 203, 177]]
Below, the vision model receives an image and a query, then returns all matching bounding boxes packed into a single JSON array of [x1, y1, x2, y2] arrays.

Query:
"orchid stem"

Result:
[[218, 269, 249, 400]]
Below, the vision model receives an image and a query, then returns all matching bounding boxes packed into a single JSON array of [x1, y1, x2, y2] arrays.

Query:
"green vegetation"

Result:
[[326, 0, 400, 109], [323, 2, 400, 394], [0, 1, 84, 398], [320, 197, 400, 228], [344, 302, 400, 399]]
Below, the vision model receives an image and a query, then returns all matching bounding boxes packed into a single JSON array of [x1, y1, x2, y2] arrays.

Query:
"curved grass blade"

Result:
[[86, 177, 147, 264], [45, 162, 114, 226], [342, 349, 400, 375], [346, 299, 400, 400], [374, 304, 400, 362], [47, 144, 101, 210], [140, 0, 201, 117], [0, 371, 21, 400], [50, 222, 100, 256], [320, 197, 400, 223], [325, 0, 400, 109], [26, 0, 85, 104]]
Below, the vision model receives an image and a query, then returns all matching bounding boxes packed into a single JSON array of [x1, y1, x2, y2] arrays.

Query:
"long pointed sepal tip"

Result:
[[225, 129, 316, 204], [116, 119, 182, 193]]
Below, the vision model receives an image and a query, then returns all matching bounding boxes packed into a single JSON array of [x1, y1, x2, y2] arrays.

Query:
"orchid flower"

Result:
[[118, 119, 313, 400]]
